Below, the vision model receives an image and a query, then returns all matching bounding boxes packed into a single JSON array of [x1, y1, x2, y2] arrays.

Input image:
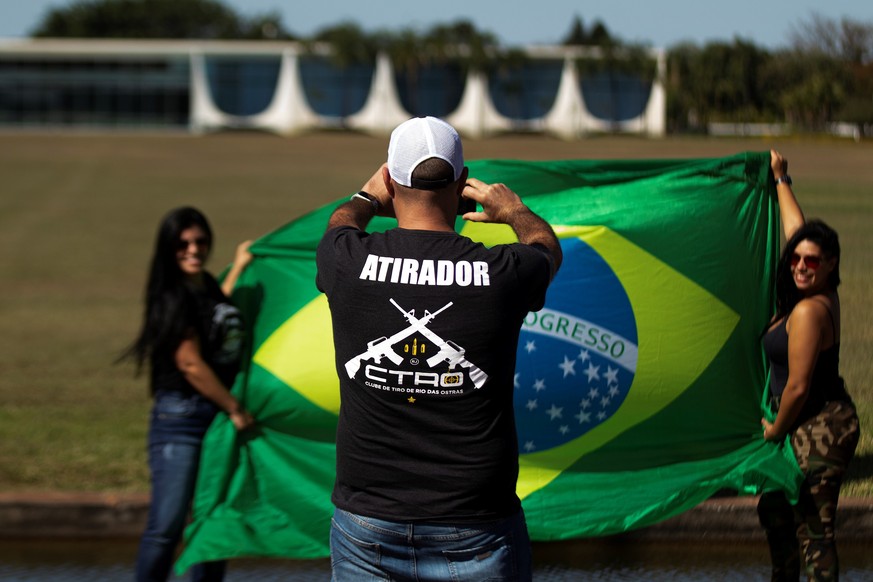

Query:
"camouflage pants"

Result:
[[758, 400, 860, 582]]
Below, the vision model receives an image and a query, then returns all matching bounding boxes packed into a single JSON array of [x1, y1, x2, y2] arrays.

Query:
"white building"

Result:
[[0, 39, 665, 138]]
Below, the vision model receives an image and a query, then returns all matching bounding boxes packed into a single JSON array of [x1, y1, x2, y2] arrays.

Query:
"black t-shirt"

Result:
[[151, 275, 245, 396], [316, 226, 552, 523]]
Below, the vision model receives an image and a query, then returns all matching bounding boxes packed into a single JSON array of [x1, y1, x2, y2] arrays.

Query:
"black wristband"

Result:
[[350, 190, 381, 212], [775, 175, 792, 186]]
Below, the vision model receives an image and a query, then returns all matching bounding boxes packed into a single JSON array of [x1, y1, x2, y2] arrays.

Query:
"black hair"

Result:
[[121, 206, 214, 374], [773, 219, 841, 321], [410, 158, 456, 190]]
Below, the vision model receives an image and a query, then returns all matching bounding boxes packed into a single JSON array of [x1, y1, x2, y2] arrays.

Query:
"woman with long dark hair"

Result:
[[758, 151, 860, 581], [125, 206, 255, 582]]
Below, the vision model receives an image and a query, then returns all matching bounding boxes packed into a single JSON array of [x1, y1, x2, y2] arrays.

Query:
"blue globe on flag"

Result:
[[514, 237, 638, 452]]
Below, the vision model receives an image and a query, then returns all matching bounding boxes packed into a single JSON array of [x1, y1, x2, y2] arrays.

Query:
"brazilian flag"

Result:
[[176, 152, 801, 572]]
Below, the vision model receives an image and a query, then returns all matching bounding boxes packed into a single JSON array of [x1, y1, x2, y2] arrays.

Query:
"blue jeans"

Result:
[[330, 508, 532, 582], [135, 391, 225, 582]]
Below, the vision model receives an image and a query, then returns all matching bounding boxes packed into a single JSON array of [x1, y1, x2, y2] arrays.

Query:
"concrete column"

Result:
[[248, 48, 320, 134], [642, 49, 667, 137], [347, 52, 410, 136], [543, 57, 588, 139], [188, 50, 228, 133], [446, 70, 511, 138]]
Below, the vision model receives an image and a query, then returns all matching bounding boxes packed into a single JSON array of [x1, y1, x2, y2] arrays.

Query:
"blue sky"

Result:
[[2, 0, 873, 49]]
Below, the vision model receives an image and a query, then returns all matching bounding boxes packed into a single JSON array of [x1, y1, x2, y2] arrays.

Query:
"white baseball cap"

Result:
[[387, 116, 464, 190]]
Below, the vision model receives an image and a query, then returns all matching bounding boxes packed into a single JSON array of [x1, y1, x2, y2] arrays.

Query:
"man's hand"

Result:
[[461, 178, 526, 224]]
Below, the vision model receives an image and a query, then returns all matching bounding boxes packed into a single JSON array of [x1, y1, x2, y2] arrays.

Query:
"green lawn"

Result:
[[1, 131, 870, 495]]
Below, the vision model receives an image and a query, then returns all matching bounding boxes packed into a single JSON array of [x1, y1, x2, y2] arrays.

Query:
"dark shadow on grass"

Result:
[[845, 452, 873, 484]]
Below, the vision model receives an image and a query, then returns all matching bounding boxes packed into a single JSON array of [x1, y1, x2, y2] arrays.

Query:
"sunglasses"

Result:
[[176, 236, 209, 251], [790, 253, 822, 270]]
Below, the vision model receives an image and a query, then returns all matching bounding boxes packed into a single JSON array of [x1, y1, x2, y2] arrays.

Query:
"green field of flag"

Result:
[[176, 152, 801, 572]]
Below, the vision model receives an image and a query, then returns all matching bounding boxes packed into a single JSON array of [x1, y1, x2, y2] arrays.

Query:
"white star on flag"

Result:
[[524, 441, 536, 452], [546, 405, 563, 420], [514, 373, 520, 389], [533, 378, 546, 392], [585, 362, 601, 383], [526, 399, 538, 411], [578, 349, 591, 362], [605, 365, 619, 385], [576, 410, 591, 424], [559, 356, 576, 377], [525, 340, 537, 354]]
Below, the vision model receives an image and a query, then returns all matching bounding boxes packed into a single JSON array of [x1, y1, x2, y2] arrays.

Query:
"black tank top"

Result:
[[762, 303, 849, 429]]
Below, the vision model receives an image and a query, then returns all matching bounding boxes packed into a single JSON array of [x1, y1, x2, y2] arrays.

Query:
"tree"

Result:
[[562, 16, 613, 47], [563, 16, 587, 46], [789, 12, 873, 65], [587, 20, 612, 46], [738, 46, 857, 130], [424, 20, 501, 73], [312, 22, 378, 68], [666, 39, 775, 130], [241, 12, 291, 40], [31, 0, 291, 40], [786, 14, 873, 129]]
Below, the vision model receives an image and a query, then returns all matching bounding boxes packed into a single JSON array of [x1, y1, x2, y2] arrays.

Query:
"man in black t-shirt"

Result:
[[316, 116, 562, 582]]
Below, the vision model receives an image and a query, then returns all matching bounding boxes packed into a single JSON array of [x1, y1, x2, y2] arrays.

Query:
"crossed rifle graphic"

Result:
[[344, 299, 488, 389]]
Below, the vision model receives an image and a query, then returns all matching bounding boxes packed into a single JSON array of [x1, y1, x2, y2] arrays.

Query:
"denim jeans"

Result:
[[135, 391, 225, 582], [330, 508, 532, 582]]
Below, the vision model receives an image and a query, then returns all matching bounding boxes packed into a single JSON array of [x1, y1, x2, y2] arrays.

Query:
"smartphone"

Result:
[[457, 196, 476, 215]]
